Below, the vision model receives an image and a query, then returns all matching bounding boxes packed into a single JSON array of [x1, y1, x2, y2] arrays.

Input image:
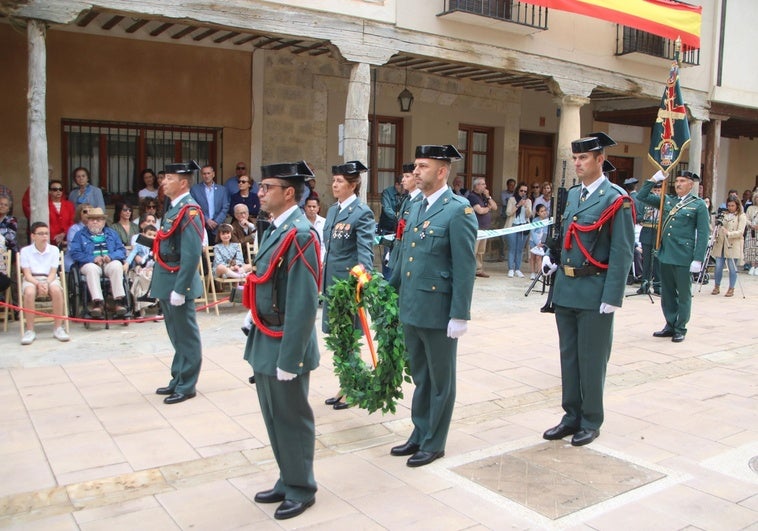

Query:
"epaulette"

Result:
[[449, 194, 471, 207], [608, 182, 627, 196]]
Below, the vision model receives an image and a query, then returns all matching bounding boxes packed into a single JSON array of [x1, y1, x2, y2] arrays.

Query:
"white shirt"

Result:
[[20, 242, 59, 279], [581, 175, 606, 199], [424, 185, 449, 210], [308, 215, 326, 262], [338, 194, 358, 211]]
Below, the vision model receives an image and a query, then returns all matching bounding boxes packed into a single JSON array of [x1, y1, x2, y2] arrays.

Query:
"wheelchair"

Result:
[[68, 261, 133, 329]]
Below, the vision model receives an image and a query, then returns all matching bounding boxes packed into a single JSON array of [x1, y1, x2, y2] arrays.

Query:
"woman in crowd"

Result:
[[48, 179, 76, 248], [111, 201, 139, 246], [532, 181, 552, 217], [64, 203, 91, 272], [711, 196, 747, 297], [744, 191, 758, 275], [137, 169, 159, 199], [504, 182, 532, 278], [0, 195, 18, 253], [321, 161, 375, 411], [69, 167, 105, 210], [228, 173, 260, 218]]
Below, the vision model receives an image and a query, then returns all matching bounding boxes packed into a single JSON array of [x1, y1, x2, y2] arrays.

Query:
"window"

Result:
[[457, 125, 494, 190], [367, 115, 404, 195], [62, 119, 220, 204]]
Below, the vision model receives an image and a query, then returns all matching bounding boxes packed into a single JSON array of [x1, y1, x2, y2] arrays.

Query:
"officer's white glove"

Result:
[[651, 170, 667, 183], [446, 318, 468, 339], [689, 260, 702, 273], [542, 255, 558, 276], [276, 368, 297, 381], [599, 303, 620, 314], [169, 290, 185, 306], [243, 310, 253, 329]]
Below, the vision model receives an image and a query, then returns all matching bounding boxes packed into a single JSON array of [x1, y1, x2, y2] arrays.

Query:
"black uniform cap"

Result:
[[678, 170, 700, 182], [331, 161, 368, 176], [415, 145, 462, 162], [402, 163, 416, 173], [260, 161, 314, 180], [603, 160, 616, 174], [165, 160, 201, 175], [571, 132, 617, 154]]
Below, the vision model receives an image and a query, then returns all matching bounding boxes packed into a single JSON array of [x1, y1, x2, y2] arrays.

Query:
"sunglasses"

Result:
[[236, 166, 246, 170], [238, 180, 249, 184], [49, 187, 63, 191], [532, 185, 540, 189]]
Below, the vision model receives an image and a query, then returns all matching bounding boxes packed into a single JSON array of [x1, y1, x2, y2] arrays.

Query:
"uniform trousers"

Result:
[[80, 261, 126, 300], [554, 305, 613, 430], [159, 298, 202, 394], [255, 372, 317, 503], [659, 263, 693, 335], [403, 324, 457, 452]]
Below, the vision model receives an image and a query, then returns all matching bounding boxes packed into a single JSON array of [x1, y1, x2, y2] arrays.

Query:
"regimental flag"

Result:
[[522, 0, 702, 48], [648, 44, 690, 173]]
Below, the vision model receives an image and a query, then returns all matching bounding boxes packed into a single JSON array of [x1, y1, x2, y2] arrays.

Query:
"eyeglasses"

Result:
[[236, 166, 246, 170], [49, 187, 63, 192], [238, 180, 249, 184], [146, 204, 157, 209], [519, 189, 528, 193], [33, 231, 50, 236], [122, 207, 132, 211], [259, 183, 289, 194], [532, 185, 541, 189]]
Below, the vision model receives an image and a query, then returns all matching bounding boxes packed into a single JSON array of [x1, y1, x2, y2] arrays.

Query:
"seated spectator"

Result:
[[19, 222, 69, 345], [0, 185, 13, 215], [213, 223, 252, 278], [110, 201, 139, 246], [126, 223, 158, 317], [0, 194, 18, 253], [48, 179, 75, 248], [134, 197, 162, 228], [131, 212, 158, 245], [529, 203, 549, 279], [69, 167, 105, 210], [230, 203, 256, 261], [228, 173, 260, 218], [69, 207, 128, 317], [64, 203, 91, 272], [0, 233, 10, 294], [137, 168, 159, 199]]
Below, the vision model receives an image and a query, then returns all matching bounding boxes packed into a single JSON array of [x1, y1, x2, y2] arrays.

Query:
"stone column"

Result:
[[28, 19, 49, 225], [554, 94, 590, 183], [688, 118, 702, 180], [343, 62, 371, 203], [703, 117, 724, 203]]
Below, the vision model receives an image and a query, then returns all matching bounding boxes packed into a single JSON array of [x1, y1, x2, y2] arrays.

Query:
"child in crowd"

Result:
[[528, 203, 549, 280], [213, 223, 252, 278], [125, 224, 157, 316]]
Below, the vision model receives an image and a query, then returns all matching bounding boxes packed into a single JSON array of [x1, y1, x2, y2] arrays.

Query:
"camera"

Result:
[[714, 210, 726, 226]]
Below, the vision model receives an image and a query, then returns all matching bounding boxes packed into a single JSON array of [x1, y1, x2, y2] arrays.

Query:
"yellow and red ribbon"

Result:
[[350, 264, 377, 368]]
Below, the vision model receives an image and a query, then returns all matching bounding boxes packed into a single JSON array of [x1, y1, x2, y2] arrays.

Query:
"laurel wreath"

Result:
[[324, 273, 410, 414]]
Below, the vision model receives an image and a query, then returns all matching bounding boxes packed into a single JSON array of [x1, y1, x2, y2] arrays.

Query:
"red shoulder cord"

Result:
[[395, 218, 406, 241], [243, 228, 321, 338], [153, 205, 205, 273], [563, 195, 636, 269]]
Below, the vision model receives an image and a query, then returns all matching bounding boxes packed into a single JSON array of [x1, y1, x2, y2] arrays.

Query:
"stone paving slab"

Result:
[[1, 262, 756, 529]]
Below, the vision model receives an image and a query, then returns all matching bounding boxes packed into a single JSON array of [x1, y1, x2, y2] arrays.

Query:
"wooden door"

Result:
[[607, 155, 635, 186], [519, 145, 553, 186]]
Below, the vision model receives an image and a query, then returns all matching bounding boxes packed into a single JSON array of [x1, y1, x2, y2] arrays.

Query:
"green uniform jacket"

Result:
[[244, 210, 320, 376], [553, 179, 635, 309], [636, 180, 710, 266], [321, 198, 375, 333], [387, 192, 423, 271], [150, 194, 204, 300], [389, 189, 477, 329]]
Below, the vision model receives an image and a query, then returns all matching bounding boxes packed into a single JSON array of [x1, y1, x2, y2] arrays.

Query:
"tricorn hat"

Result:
[[402, 163, 415, 174], [623, 177, 638, 185], [165, 160, 201, 175], [85, 207, 107, 219], [260, 161, 315, 180], [415, 145, 462, 162], [571, 132, 617, 154], [331, 160, 368, 176], [602, 160, 616, 174], [678, 170, 700, 182]]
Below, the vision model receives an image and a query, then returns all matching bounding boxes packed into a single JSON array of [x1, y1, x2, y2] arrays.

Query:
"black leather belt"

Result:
[[259, 313, 283, 327], [563, 264, 604, 277]]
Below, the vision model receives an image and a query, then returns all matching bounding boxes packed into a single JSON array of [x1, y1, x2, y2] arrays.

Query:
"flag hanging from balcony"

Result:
[[522, 0, 701, 48], [648, 44, 690, 173]]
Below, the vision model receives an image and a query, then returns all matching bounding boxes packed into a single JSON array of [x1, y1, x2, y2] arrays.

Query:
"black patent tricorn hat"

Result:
[[331, 160, 368, 176], [571, 132, 616, 154], [260, 161, 314, 180], [603, 160, 616, 174], [678, 170, 700, 181], [165, 160, 201, 175], [402, 163, 415, 173], [415, 144, 462, 162]]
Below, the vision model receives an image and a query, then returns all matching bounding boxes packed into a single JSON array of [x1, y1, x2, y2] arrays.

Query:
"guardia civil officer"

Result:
[[243, 161, 321, 520], [636, 170, 709, 342], [388, 145, 477, 467], [541, 133, 635, 446], [152, 161, 205, 405], [386, 163, 422, 272]]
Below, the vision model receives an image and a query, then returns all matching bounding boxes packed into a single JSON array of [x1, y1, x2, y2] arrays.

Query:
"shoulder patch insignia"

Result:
[[623, 202, 631, 208], [464, 207, 473, 215], [188, 208, 198, 217]]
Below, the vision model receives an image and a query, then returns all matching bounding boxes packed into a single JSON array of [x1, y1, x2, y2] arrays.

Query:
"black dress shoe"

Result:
[[653, 327, 675, 338], [571, 429, 599, 446], [274, 498, 315, 520], [324, 395, 344, 405], [163, 392, 196, 404], [254, 488, 285, 504], [390, 441, 420, 456], [542, 423, 580, 440], [333, 400, 351, 410], [672, 333, 685, 343], [407, 450, 445, 467], [155, 386, 174, 395]]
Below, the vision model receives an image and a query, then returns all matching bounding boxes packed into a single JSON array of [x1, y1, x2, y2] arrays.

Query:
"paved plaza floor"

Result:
[[1, 261, 756, 530]]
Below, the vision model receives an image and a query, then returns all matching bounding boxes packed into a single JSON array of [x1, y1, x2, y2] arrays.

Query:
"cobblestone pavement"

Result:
[[1, 261, 756, 529]]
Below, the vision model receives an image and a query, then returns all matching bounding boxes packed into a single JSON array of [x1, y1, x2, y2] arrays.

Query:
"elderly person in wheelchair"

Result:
[[69, 207, 128, 317]]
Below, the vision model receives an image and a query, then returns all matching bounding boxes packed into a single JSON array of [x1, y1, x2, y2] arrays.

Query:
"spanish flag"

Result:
[[522, 0, 702, 48]]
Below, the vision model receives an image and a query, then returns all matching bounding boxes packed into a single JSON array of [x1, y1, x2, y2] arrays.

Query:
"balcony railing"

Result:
[[441, 0, 548, 31], [616, 26, 700, 65]]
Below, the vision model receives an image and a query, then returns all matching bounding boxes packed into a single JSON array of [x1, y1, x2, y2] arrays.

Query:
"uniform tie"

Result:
[[261, 223, 275, 244], [580, 187, 588, 202]]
